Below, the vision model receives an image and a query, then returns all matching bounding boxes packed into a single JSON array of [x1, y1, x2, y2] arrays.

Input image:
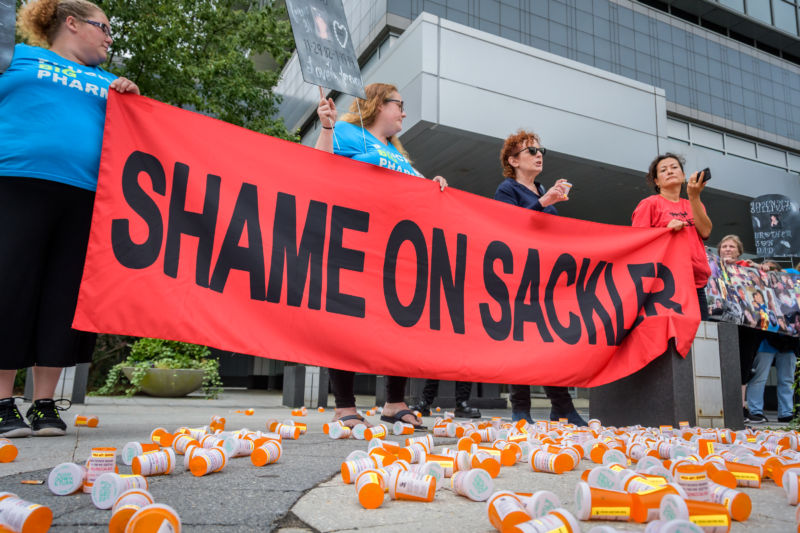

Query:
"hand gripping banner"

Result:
[[74, 93, 701, 387]]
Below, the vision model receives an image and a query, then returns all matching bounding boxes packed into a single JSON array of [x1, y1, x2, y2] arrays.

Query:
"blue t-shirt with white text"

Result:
[[0, 43, 117, 191], [332, 121, 422, 177]]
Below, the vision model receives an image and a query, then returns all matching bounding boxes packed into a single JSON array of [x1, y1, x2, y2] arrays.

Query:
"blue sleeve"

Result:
[[332, 121, 366, 159]]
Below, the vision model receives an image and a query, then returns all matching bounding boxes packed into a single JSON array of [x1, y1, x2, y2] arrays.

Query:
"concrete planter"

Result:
[[121, 367, 205, 397]]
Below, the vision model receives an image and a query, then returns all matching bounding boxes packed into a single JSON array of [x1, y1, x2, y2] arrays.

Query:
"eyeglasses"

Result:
[[384, 98, 404, 112], [513, 146, 547, 157], [81, 19, 112, 38]]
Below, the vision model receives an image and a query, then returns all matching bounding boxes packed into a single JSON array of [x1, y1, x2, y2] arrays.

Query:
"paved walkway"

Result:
[[0, 390, 794, 532]]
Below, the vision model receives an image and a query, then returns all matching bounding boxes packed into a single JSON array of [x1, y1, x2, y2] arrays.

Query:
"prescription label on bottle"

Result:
[[0, 500, 42, 531], [494, 496, 521, 520], [591, 506, 630, 517], [395, 476, 431, 498], [690, 514, 729, 526]]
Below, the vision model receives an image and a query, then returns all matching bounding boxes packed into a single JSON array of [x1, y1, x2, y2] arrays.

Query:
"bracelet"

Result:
[[322, 125, 333, 130]]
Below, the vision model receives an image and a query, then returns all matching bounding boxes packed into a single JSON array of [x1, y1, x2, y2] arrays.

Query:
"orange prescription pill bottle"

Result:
[[121, 443, 160, 466], [189, 448, 227, 477], [364, 425, 388, 441], [530, 449, 572, 475], [355, 469, 385, 509], [74, 414, 99, 427], [387, 470, 435, 502], [109, 489, 154, 533], [471, 452, 501, 478], [0, 439, 16, 464], [486, 491, 531, 531], [723, 460, 761, 488], [341, 457, 378, 484], [328, 424, 351, 440], [91, 473, 148, 510], [251, 441, 282, 467], [659, 494, 731, 533], [630, 485, 682, 523], [124, 503, 181, 533], [397, 443, 427, 464], [707, 483, 751, 522], [674, 463, 711, 501], [574, 481, 633, 521], [150, 428, 173, 447], [47, 462, 86, 496], [504, 508, 582, 533], [0, 494, 53, 533], [450, 469, 493, 502], [132, 448, 175, 477], [784, 469, 800, 505], [84, 447, 117, 494]]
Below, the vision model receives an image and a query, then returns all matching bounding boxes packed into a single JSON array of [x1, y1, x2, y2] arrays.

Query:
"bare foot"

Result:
[[333, 407, 372, 428], [382, 402, 422, 426]]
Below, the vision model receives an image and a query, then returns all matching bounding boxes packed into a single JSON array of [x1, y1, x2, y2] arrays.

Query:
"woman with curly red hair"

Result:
[[493, 129, 586, 426]]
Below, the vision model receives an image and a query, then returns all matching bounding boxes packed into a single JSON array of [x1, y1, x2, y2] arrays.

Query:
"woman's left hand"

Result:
[[432, 175, 447, 192], [686, 170, 706, 199], [110, 77, 140, 95]]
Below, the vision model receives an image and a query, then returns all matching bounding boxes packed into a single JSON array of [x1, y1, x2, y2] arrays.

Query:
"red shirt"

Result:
[[631, 195, 711, 288]]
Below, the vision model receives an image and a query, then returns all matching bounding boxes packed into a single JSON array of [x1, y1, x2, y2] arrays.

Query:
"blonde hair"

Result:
[[18, 0, 101, 47], [717, 234, 744, 258], [341, 83, 410, 160]]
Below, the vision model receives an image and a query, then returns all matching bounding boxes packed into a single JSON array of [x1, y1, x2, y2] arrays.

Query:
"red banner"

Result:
[[74, 93, 701, 387]]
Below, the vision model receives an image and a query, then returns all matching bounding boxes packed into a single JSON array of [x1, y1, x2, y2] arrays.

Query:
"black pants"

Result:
[[421, 379, 472, 404], [509, 385, 575, 414], [697, 287, 710, 321], [329, 369, 406, 408], [0, 178, 97, 370]]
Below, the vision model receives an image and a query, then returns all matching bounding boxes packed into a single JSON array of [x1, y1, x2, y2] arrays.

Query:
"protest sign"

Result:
[[285, 0, 365, 98], [751, 194, 800, 257], [73, 93, 701, 387]]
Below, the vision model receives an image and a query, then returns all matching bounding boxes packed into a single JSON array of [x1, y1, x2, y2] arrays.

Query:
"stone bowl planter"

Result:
[[121, 367, 205, 397]]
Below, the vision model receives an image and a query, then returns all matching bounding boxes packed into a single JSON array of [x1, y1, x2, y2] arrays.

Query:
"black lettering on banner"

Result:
[[544, 253, 581, 345], [513, 249, 554, 342], [383, 220, 428, 327], [209, 183, 266, 300], [605, 263, 628, 346], [112, 151, 166, 269], [163, 163, 220, 287], [266, 193, 326, 309], [576, 259, 615, 345], [628, 263, 683, 328], [430, 229, 467, 333], [326, 205, 369, 318], [479, 241, 513, 341]]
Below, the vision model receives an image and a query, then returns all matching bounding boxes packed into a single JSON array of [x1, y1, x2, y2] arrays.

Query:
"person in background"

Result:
[[315, 83, 446, 430], [632, 153, 712, 320], [409, 380, 481, 419], [0, 0, 139, 437], [745, 326, 798, 424], [493, 129, 587, 426]]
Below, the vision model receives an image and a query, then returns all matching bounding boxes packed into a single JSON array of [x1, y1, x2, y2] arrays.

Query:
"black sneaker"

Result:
[[743, 406, 750, 421], [408, 400, 431, 417], [0, 397, 32, 438], [746, 413, 768, 425], [778, 416, 795, 423], [454, 401, 481, 419], [26, 399, 67, 436]]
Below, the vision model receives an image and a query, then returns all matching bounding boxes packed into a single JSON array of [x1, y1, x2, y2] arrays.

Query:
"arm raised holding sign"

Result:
[[311, 83, 452, 430]]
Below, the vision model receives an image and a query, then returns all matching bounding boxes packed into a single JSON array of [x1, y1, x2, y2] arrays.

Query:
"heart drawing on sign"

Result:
[[333, 20, 349, 48]]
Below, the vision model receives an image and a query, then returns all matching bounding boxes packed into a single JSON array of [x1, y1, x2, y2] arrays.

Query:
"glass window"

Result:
[[772, 1, 798, 34], [718, 0, 745, 12], [746, 0, 773, 24]]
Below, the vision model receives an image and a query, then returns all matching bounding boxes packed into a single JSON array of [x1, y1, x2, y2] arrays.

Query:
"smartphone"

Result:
[[700, 167, 711, 182]]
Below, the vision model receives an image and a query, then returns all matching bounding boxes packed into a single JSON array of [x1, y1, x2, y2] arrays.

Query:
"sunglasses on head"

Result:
[[513, 146, 547, 157]]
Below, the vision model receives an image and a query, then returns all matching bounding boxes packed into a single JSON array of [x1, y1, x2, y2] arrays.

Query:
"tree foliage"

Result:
[[13, 0, 294, 138]]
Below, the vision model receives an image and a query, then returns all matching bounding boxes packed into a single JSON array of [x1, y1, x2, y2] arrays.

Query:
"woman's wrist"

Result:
[[321, 125, 333, 130]]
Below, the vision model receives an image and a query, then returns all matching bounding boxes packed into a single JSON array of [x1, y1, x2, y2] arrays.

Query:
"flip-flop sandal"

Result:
[[380, 409, 427, 430], [336, 414, 371, 428]]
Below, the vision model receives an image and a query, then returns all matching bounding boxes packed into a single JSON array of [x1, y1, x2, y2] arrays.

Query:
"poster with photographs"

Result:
[[704, 251, 800, 336]]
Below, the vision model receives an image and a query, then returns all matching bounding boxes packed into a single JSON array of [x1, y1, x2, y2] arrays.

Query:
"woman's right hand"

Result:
[[667, 219, 687, 231], [317, 97, 337, 129], [539, 179, 571, 207]]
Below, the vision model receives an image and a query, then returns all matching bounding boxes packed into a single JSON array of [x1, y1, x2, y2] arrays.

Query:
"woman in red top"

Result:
[[632, 153, 712, 319]]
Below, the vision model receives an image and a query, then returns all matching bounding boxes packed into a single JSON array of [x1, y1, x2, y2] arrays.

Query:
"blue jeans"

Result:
[[746, 350, 797, 418]]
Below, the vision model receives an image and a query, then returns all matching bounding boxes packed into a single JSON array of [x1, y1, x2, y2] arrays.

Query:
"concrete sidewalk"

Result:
[[0, 389, 795, 532]]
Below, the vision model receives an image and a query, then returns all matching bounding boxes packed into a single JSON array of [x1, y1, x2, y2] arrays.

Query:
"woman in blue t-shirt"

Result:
[[0, 0, 139, 438], [314, 83, 446, 429]]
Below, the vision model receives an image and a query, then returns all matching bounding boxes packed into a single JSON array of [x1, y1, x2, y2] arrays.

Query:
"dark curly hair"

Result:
[[646, 153, 685, 193]]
